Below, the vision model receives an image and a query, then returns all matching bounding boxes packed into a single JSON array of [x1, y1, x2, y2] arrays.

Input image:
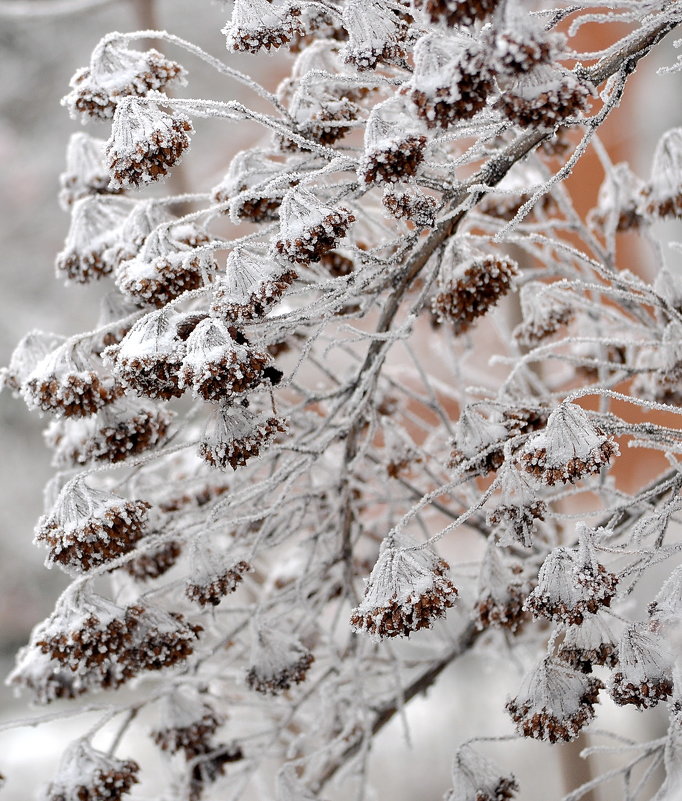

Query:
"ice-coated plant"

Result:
[[2, 0, 682, 799]]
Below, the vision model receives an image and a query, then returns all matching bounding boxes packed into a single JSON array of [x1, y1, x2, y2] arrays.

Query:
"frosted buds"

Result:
[[22, 340, 122, 418], [63, 37, 186, 121], [383, 186, 438, 228], [179, 318, 272, 401], [56, 196, 132, 283], [496, 66, 591, 129], [34, 475, 151, 574], [199, 403, 287, 470], [406, 33, 492, 129], [185, 536, 252, 607], [350, 532, 458, 639], [116, 223, 217, 308], [432, 251, 518, 335], [106, 308, 185, 399], [342, 0, 407, 71], [646, 128, 682, 218], [414, 0, 499, 27], [44, 740, 139, 801], [506, 658, 603, 743], [519, 403, 618, 486], [610, 624, 673, 709], [513, 282, 574, 348], [360, 98, 427, 184], [524, 525, 618, 625], [448, 406, 507, 476], [274, 187, 355, 265], [590, 163, 648, 232], [152, 686, 224, 758], [223, 0, 302, 54], [486, 464, 546, 548], [245, 621, 314, 694], [445, 744, 518, 801], [59, 132, 121, 210], [210, 248, 297, 324], [474, 542, 528, 633], [106, 97, 194, 189]]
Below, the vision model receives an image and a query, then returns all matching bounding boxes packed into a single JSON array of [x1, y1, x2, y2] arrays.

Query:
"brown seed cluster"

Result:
[[361, 136, 428, 184], [211, 269, 297, 324], [413, 0, 499, 26], [345, 40, 405, 72], [432, 256, 518, 335], [181, 346, 271, 402], [118, 254, 214, 309], [186, 560, 252, 607], [320, 250, 354, 277], [610, 674, 673, 709], [56, 246, 114, 284], [200, 415, 287, 470], [496, 77, 591, 129], [488, 30, 557, 76], [506, 676, 603, 743], [514, 305, 575, 348], [448, 444, 505, 476], [109, 352, 185, 400], [475, 587, 527, 634], [107, 115, 193, 189], [24, 371, 123, 418], [383, 189, 438, 228], [275, 209, 355, 265], [646, 192, 682, 220], [409, 63, 492, 130], [487, 500, 546, 545], [124, 540, 183, 581], [501, 407, 550, 436], [558, 641, 618, 674], [525, 563, 618, 626], [47, 759, 140, 801], [227, 13, 303, 54], [246, 650, 314, 695], [152, 710, 223, 758], [36, 499, 151, 574], [520, 437, 618, 486]]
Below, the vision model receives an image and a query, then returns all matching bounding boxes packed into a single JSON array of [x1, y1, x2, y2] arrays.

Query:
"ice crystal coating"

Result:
[[106, 97, 194, 189], [519, 403, 618, 485], [558, 612, 619, 673], [350, 532, 458, 639], [274, 187, 355, 264], [1, 330, 66, 395], [474, 542, 528, 633], [185, 536, 252, 607], [432, 253, 518, 335], [246, 622, 314, 694], [448, 406, 508, 476], [649, 564, 682, 622], [56, 196, 133, 283], [34, 475, 151, 574], [590, 162, 648, 232], [63, 37, 186, 121], [646, 128, 682, 218], [342, 0, 407, 71], [382, 185, 438, 228], [199, 403, 287, 470], [406, 33, 492, 129], [513, 282, 575, 348], [105, 200, 178, 269], [152, 686, 224, 758], [212, 150, 288, 223], [486, 464, 546, 548], [44, 740, 139, 801], [223, 0, 302, 53], [360, 97, 427, 184], [487, 14, 563, 76], [445, 744, 518, 801], [609, 624, 673, 709], [210, 247, 297, 324], [59, 132, 122, 210], [506, 658, 603, 743], [524, 524, 618, 625]]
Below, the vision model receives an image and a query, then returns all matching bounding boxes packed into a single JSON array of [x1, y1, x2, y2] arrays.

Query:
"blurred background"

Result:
[[0, 2, 680, 799]]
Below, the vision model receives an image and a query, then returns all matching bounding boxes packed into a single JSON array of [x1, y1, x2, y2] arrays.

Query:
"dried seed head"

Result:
[[448, 406, 507, 476], [45, 740, 139, 801], [124, 603, 203, 673], [22, 341, 122, 419], [506, 658, 603, 743], [106, 308, 185, 399], [413, 0, 499, 27], [1, 330, 66, 396], [610, 624, 673, 709], [34, 475, 151, 575], [485, 15, 564, 77], [360, 97, 427, 184], [106, 97, 194, 190], [124, 539, 183, 582], [185, 536, 252, 607], [342, 0, 407, 71], [116, 223, 217, 308], [557, 612, 619, 673], [406, 33, 492, 129], [474, 542, 528, 634], [382, 185, 438, 228], [646, 128, 682, 218], [432, 253, 518, 335], [59, 132, 122, 211], [56, 196, 132, 284], [199, 403, 287, 470], [211, 247, 297, 324], [590, 162, 648, 232], [445, 743, 518, 801], [513, 282, 575, 348], [44, 396, 173, 467], [486, 464, 546, 548], [106, 200, 177, 270], [350, 532, 458, 640], [524, 524, 618, 625], [63, 36, 186, 122], [7, 642, 88, 705], [223, 0, 302, 53], [212, 150, 287, 223], [495, 65, 591, 129], [519, 403, 618, 486], [245, 621, 314, 694], [152, 686, 224, 758], [274, 187, 355, 264]]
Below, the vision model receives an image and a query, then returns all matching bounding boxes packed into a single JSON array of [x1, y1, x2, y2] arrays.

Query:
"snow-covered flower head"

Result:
[[557, 611, 619, 673], [445, 744, 518, 801], [486, 463, 546, 548], [342, 0, 407, 71], [610, 624, 674, 709], [43, 740, 139, 801], [246, 620, 314, 694], [513, 281, 575, 348], [222, 0, 302, 54], [413, 0, 499, 27], [212, 149, 288, 223], [646, 128, 682, 219], [448, 406, 508, 476], [360, 96, 427, 184], [1, 330, 66, 396], [59, 132, 121, 210], [590, 162, 648, 232], [486, 10, 564, 77], [152, 685, 224, 758], [383, 185, 439, 228], [350, 531, 458, 639], [185, 535, 252, 607], [474, 540, 528, 633], [199, 403, 287, 470]]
